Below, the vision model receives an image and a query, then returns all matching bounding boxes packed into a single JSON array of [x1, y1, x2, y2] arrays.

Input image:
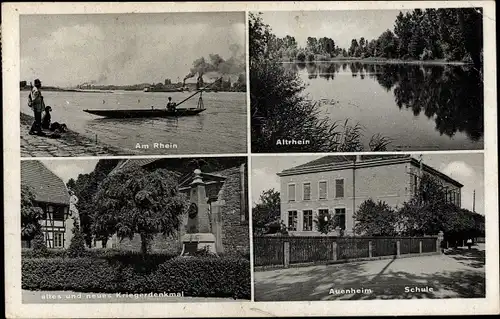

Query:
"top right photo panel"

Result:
[[250, 8, 484, 153]]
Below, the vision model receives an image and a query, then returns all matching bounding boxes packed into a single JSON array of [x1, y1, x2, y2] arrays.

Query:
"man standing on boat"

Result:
[[28, 79, 46, 136], [166, 97, 177, 112]]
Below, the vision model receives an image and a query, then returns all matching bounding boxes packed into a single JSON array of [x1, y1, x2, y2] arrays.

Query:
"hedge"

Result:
[[22, 248, 179, 260], [22, 248, 250, 261], [22, 256, 250, 299]]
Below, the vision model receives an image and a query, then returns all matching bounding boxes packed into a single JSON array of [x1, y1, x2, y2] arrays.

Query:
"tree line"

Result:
[[268, 8, 483, 68]]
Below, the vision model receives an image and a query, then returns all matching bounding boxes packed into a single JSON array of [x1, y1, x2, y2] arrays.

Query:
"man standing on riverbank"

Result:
[[28, 79, 46, 136]]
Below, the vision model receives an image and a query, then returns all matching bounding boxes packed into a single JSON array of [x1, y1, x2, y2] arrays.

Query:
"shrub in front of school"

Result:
[[22, 256, 251, 299]]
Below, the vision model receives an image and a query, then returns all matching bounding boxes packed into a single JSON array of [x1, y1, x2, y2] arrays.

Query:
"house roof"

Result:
[[21, 161, 70, 205]]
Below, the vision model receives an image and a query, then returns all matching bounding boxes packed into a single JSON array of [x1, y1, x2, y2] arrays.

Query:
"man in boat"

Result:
[[166, 97, 177, 112], [28, 79, 46, 136]]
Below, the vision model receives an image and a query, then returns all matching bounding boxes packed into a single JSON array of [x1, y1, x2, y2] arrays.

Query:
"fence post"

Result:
[[331, 240, 338, 261], [396, 240, 401, 257], [284, 241, 290, 268], [368, 240, 373, 258], [419, 240, 423, 254]]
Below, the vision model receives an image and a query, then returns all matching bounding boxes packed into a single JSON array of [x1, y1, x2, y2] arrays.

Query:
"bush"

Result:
[[31, 232, 48, 257], [67, 220, 86, 257], [22, 256, 251, 299], [21, 248, 179, 263]]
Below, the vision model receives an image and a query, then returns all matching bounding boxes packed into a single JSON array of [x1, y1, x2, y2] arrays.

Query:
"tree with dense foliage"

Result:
[[353, 199, 398, 236], [21, 185, 44, 247], [252, 189, 281, 235], [68, 159, 121, 247], [92, 167, 188, 255], [341, 8, 483, 67], [397, 173, 478, 240]]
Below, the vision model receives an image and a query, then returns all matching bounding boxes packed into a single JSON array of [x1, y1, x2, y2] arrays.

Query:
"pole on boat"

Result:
[[174, 76, 222, 107]]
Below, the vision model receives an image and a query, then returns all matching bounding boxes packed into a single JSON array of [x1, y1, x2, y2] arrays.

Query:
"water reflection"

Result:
[[284, 61, 484, 142]]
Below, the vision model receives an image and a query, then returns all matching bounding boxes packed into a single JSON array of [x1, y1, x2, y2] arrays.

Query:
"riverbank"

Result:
[[20, 112, 128, 157], [283, 58, 471, 65]]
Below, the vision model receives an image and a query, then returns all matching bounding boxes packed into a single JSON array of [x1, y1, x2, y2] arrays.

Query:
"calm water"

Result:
[[284, 62, 483, 151], [20, 90, 247, 154]]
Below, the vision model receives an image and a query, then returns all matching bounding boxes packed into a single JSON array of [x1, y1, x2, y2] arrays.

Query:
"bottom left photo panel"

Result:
[[20, 156, 251, 303]]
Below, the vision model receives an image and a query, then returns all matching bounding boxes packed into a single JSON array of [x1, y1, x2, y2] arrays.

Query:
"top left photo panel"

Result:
[[19, 12, 247, 157]]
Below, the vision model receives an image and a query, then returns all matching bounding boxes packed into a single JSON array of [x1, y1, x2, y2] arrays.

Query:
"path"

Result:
[[254, 246, 485, 301], [22, 290, 245, 303], [20, 113, 129, 157]]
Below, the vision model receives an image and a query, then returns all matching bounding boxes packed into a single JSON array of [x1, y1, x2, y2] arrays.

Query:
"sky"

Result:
[[258, 10, 409, 50], [251, 153, 485, 215], [41, 159, 99, 184], [20, 12, 245, 87]]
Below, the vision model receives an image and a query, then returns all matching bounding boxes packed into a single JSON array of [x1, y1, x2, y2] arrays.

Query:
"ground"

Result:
[[254, 245, 485, 301], [22, 290, 244, 303], [20, 112, 127, 157]]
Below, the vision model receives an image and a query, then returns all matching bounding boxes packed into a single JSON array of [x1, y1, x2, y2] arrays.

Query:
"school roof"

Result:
[[279, 155, 463, 188], [21, 161, 70, 205]]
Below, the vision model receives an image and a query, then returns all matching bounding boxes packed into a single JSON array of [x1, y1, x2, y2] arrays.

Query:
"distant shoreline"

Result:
[[20, 87, 246, 93], [281, 58, 472, 66]]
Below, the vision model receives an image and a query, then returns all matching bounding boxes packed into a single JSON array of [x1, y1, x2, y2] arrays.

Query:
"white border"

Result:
[[3, 1, 498, 318]]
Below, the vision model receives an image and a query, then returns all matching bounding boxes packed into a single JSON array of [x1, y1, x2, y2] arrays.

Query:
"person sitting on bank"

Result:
[[41, 105, 52, 130], [166, 97, 177, 111], [28, 79, 46, 136]]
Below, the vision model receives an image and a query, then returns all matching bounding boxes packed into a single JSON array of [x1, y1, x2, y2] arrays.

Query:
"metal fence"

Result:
[[254, 235, 439, 267]]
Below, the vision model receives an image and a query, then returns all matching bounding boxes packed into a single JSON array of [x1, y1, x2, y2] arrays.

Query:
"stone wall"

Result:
[[215, 166, 250, 253]]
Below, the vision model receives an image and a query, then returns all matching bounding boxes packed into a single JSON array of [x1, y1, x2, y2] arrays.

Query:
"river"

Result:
[[20, 90, 247, 155], [284, 61, 483, 151]]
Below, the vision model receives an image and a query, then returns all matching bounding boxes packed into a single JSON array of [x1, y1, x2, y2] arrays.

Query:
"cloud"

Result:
[[441, 161, 476, 180], [41, 160, 98, 183], [252, 168, 279, 204], [20, 13, 245, 87]]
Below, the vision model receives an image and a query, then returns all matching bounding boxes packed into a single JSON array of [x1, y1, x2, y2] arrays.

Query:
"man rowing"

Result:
[[166, 97, 177, 112]]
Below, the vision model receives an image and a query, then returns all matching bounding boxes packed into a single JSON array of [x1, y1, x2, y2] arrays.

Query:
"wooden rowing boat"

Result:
[[83, 77, 222, 119], [83, 108, 206, 118]]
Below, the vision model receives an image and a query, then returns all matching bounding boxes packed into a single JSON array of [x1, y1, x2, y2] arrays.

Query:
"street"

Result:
[[254, 245, 485, 301]]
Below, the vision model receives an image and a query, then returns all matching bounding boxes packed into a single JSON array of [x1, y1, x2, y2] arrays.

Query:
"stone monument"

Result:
[[180, 169, 217, 255]]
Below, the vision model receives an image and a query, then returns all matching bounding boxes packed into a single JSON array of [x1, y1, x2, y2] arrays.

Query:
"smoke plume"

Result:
[[183, 45, 244, 82]]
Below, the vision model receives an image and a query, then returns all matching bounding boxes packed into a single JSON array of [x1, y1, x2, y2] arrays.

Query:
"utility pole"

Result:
[[473, 190, 476, 212]]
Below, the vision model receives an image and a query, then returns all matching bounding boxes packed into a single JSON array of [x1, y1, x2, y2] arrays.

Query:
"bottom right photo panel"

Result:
[[251, 153, 485, 301]]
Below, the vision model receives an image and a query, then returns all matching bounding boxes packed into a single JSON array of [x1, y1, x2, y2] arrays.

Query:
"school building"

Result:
[[278, 155, 463, 236]]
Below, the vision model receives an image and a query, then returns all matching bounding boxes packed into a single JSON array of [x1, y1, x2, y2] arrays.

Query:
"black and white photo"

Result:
[[252, 154, 485, 301], [21, 157, 250, 303], [20, 12, 247, 157], [250, 9, 484, 152]]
